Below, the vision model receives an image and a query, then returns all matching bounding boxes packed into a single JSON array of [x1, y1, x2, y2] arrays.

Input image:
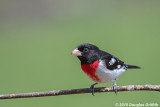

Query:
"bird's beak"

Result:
[[71, 48, 82, 56]]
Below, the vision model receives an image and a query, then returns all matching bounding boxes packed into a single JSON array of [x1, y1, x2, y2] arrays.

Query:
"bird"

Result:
[[71, 43, 140, 96]]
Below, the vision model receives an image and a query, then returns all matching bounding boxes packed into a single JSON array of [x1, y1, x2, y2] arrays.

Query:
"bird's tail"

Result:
[[125, 64, 141, 69]]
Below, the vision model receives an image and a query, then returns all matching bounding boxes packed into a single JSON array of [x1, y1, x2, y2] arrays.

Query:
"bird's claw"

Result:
[[112, 78, 118, 95], [90, 83, 98, 96], [90, 85, 95, 96], [112, 84, 117, 95]]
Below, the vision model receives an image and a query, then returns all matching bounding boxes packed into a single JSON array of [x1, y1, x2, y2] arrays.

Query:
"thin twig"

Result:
[[0, 85, 159, 100]]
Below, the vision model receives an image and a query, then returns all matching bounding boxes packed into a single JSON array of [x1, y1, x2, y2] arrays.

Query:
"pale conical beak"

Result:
[[71, 48, 82, 56]]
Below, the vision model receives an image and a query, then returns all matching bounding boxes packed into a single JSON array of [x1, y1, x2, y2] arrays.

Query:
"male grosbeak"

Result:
[[71, 43, 140, 96]]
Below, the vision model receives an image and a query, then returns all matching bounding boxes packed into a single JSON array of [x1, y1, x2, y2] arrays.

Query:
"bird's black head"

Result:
[[71, 43, 100, 64]]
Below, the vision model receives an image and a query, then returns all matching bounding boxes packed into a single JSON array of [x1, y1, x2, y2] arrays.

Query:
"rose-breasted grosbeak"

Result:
[[71, 43, 140, 96]]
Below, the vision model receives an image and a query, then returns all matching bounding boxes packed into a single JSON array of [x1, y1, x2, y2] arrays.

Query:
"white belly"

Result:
[[95, 60, 126, 83]]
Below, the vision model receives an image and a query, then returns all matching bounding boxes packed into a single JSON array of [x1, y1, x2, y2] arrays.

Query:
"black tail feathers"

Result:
[[125, 64, 141, 69]]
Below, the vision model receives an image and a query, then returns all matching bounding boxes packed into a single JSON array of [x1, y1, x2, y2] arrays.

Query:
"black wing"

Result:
[[99, 50, 125, 70]]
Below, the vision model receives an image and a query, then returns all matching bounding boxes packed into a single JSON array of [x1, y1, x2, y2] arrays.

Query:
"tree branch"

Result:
[[0, 85, 159, 100]]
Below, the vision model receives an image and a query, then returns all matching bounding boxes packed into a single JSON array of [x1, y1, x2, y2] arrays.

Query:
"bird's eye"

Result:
[[83, 48, 88, 52]]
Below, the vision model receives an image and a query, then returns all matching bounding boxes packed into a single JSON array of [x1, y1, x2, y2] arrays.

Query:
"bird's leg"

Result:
[[90, 83, 98, 96], [112, 78, 117, 95]]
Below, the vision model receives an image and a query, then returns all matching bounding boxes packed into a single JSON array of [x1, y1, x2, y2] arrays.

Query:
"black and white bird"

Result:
[[71, 43, 140, 95]]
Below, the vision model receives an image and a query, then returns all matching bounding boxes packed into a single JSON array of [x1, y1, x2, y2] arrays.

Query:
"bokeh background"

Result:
[[0, 0, 160, 107]]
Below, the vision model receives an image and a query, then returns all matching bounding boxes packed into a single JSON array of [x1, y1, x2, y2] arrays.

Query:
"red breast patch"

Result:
[[81, 61, 101, 82]]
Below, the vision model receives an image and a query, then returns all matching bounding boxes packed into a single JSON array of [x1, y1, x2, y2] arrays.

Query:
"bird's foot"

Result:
[[112, 78, 118, 95], [90, 83, 98, 96], [112, 84, 117, 95], [90, 85, 95, 96]]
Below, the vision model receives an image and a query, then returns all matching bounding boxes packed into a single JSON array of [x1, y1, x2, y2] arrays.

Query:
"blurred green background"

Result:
[[0, 0, 160, 107]]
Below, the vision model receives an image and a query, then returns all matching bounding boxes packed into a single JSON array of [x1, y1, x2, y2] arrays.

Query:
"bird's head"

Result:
[[71, 43, 100, 64]]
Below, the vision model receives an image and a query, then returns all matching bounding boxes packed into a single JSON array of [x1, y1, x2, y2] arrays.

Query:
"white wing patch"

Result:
[[109, 58, 116, 65], [117, 65, 121, 68]]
